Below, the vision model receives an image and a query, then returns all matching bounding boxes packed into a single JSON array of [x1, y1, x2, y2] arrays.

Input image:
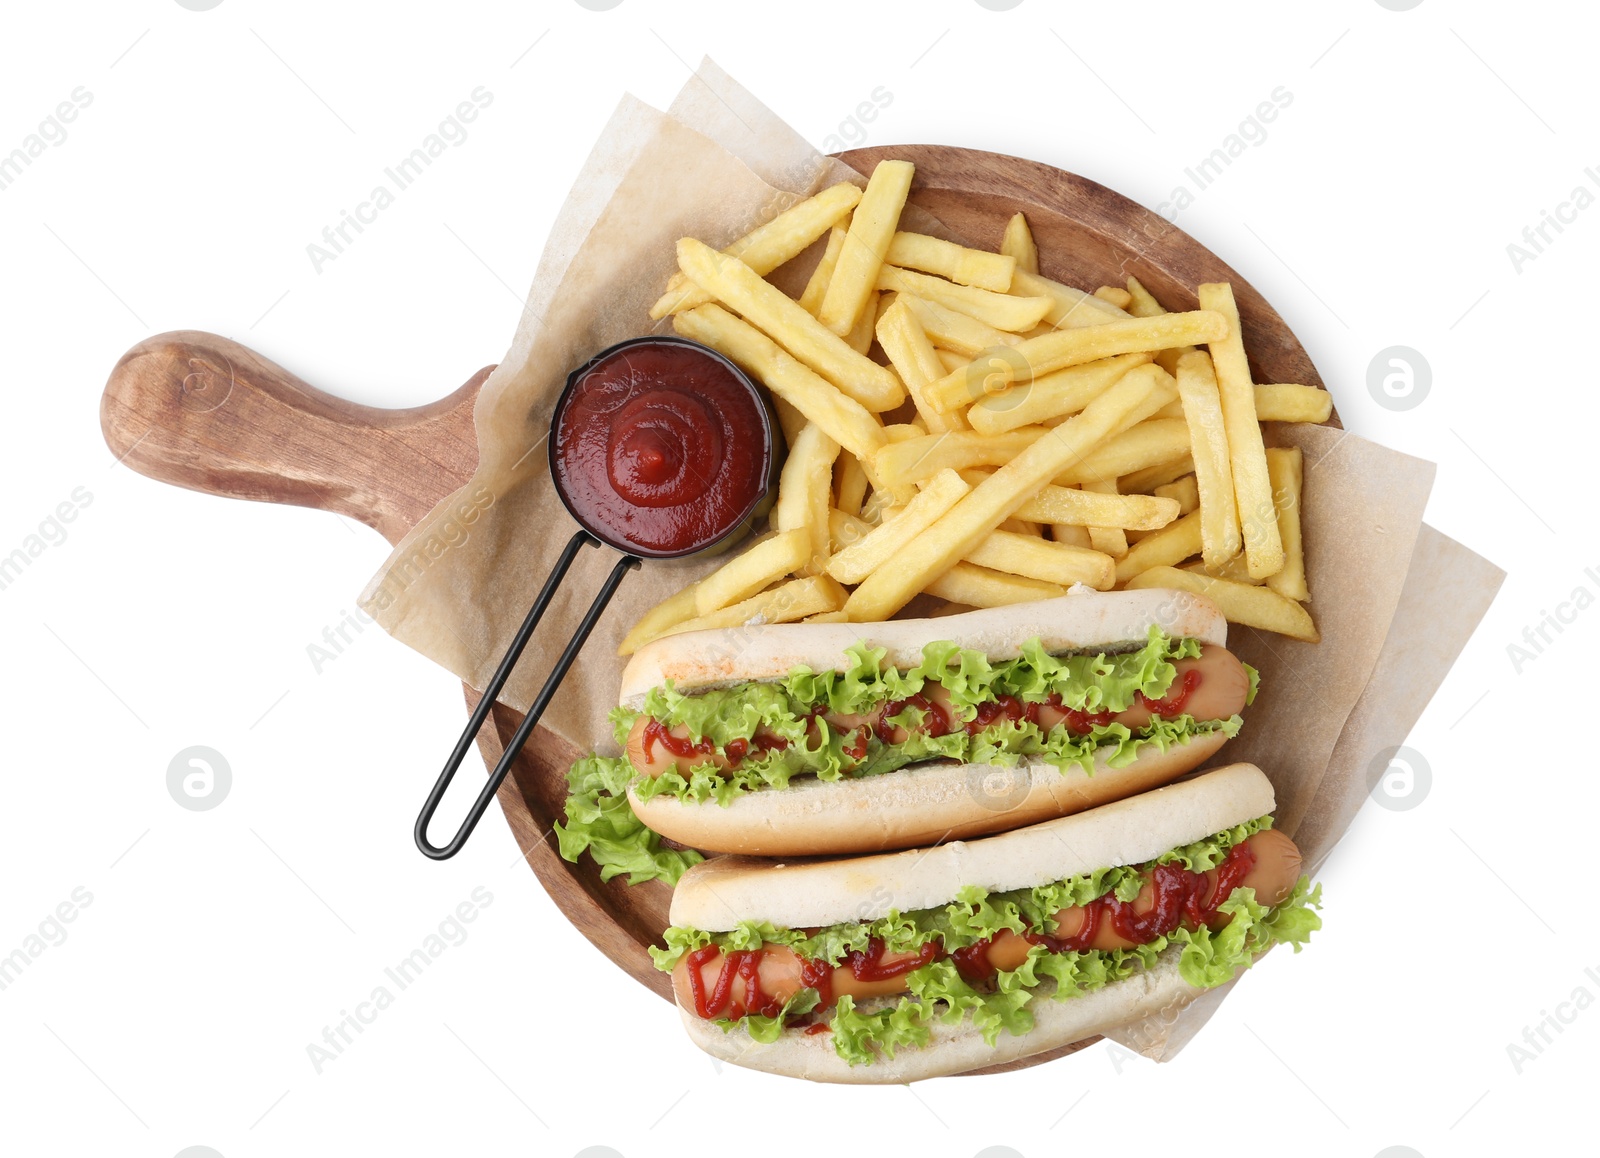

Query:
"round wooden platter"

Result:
[[99, 144, 1327, 1079]]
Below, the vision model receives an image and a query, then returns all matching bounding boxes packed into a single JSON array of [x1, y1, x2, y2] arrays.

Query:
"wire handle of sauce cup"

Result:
[[414, 529, 640, 859]]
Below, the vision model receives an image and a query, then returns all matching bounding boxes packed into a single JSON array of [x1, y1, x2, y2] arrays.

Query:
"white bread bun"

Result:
[[631, 728, 1231, 857], [669, 762, 1274, 930], [680, 945, 1203, 1084], [619, 588, 1227, 709]]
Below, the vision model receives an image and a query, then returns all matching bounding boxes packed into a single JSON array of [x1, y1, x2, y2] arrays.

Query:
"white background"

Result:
[[0, 2, 1591, 1156]]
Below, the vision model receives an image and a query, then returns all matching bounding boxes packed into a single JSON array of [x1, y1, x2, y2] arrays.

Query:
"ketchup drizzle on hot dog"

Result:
[[843, 936, 942, 981], [1136, 668, 1202, 718], [874, 693, 952, 742]]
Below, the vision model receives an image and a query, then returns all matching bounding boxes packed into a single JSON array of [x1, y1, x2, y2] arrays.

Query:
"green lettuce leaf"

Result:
[[552, 754, 703, 886]]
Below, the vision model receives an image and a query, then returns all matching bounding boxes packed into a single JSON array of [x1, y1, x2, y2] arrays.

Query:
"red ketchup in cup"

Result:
[[551, 337, 778, 558]]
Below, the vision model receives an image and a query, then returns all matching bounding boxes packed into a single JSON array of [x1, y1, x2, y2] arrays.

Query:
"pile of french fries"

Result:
[[620, 159, 1326, 655]]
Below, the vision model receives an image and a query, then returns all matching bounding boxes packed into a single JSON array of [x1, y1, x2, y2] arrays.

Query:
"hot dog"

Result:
[[653, 764, 1322, 1084], [557, 588, 1259, 866]]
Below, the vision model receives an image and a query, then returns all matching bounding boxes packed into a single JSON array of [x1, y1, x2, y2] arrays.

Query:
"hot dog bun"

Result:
[[624, 589, 1236, 855], [620, 588, 1226, 706], [633, 728, 1232, 857], [669, 764, 1280, 1083], [669, 762, 1275, 930]]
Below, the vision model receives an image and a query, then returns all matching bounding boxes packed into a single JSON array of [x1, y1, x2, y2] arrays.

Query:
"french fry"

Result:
[[998, 516, 1042, 536], [694, 529, 812, 615], [1181, 555, 1263, 585], [1175, 349, 1242, 569], [876, 297, 970, 434], [772, 395, 808, 449], [936, 349, 967, 374], [803, 609, 852, 624], [1010, 481, 1181, 530], [1010, 269, 1129, 329], [965, 528, 1116, 588], [1125, 566, 1318, 642], [860, 486, 894, 526], [925, 562, 1065, 608], [873, 427, 1049, 489], [618, 583, 700, 656], [820, 159, 914, 336], [1121, 274, 1196, 374], [1153, 474, 1200, 515], [827, 468, 971, 584], [677, 238, 904, 413], [773, 423, 840, 573], [1113, 510, 1202, 585], [957, 470, 1182, 530], [1199, 282, 1283, 579], [834, 452, 869, 517], [1053, 416, 1190, 488], [967, 352, 1152, 436], [1094, 286, 1134, 310], [1124, 275, 1165, 318], [844, 363, 1173, 620], [845, 289, 879, 355], [1119, 454, 1195, 495], [672, 304, 887, 466], [651, 183, 862, 318], [1265, 446, 1310, 601], [1000, 212, 1039, 275], [876, 266, 1052, 332], [657, 576, 848, 641], [885, 232, 1016, 292], [924, 311, 1228, 413], [1051, 523, 1092, 548], [798, 223, 849, 316], [1255, 383, 1334, 424], [1082, 478, 1128, 558], [899, 294, 1023, 357], [828, 507, 874, 555]]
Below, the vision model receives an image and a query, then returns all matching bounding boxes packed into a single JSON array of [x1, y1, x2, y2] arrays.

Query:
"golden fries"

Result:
[[1175, 349, 1241, 569], [874, 427, 1049, 489], [899, 294, 1024, 358], [966, 529, 1116, 589], [820, 159, 914, 336], [1125, 566, 1318, 642], [827, 468, 970, 585], [651, 183, 862, 319], [924, 311, 1227, 413], [876, 297, 970, 434], [1265, 446, 1309, 601], [885, 232, 1016, 292], [773, 423, 840, 573], [694, 529, 812, 615], [844, 362, 1171, 620], [657, 576, 848, 641], [633, 170, 1325, 644], [798, 223, 849, 316], [677, 238, 904, 413], [967, 353, 1151, 436], [1010, 269, 1129, 328], [925, 562, 1066, 607], [876, 266, 1052, 332], [1000, 212, 1039, 275], [1254, 383, 1334, 424], [1113, 510, 1202, 585], [1198, 282, 1283, 578]]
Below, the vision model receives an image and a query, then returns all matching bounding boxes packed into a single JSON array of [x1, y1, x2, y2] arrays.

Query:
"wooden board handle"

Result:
[[100, 330, 489, 545]]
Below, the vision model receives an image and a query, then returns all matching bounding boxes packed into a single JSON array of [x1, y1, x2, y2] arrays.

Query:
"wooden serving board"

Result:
[[99, 145, 1326, 1077]]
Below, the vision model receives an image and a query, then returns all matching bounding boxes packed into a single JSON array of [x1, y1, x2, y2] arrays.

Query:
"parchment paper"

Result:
[[359, 62, 1503, 1066]]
